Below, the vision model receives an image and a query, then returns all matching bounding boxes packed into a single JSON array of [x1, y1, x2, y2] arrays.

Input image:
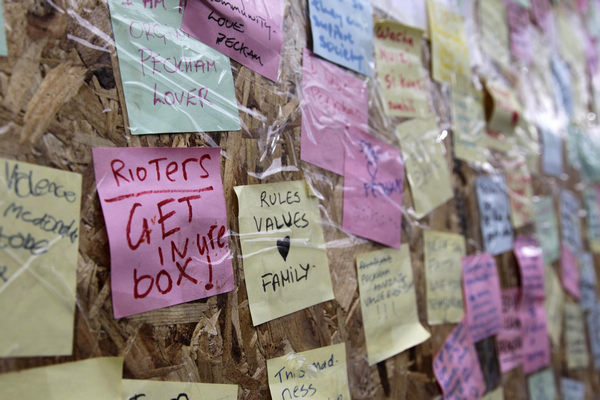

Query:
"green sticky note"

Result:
[[108, 0, 240, 135], [534, 196, 560, 265], [0, 1, 7, 56]]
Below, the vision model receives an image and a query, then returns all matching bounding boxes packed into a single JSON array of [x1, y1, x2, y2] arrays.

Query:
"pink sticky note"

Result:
[[181, 0, 284, 81], [92, 147, 234, 318], [462, 253, 503, 342], [342, 131, 404, 248], [433, 319, 486, 400], [300, 48, 369, 175], [521, 298, 551, 374], [561, 243, 580, 299], [514, 236, 546, 301], [497, 288, 523, 373]]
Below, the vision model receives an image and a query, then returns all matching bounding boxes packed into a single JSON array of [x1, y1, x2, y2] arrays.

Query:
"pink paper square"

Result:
[[462, 253, 503, 342], [93, 147, 234, 318], [561, 243, 580, 299], [182, 0, 284, 81], [342, 131, 403, 248], [521, 298, 551, 374], [497, 288, 523, 373], [300, 48, 369, 175]]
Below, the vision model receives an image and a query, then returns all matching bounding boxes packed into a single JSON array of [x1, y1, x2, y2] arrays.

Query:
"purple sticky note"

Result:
[[562, 243, 580, 300], [521, 298, 551, 374], [301, 49, 369, 175], [93, 147, 235, 318], [342, 131, 404, 248], [433, 319, 486, 400], [497, 288, 523, 373], [462, 253, 503, 342], [182, 0, 284, 81], [514, 236, 546, 301]]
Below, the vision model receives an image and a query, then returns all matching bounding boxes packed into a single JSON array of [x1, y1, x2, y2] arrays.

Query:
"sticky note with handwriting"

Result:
[[374, 20, 430, 117], [182, 0, 283, 81], [506, 0, 534, 65], [534, 196, 560, 265], [300, 48, 368, 175], [396, 118, 453, 218], [235, 180, 334, 326], [528, 369, 557, 400], [497, 288, 523, 373], [561, 190, 583, 253], [587, 302, 600, 369], [520, 297, 551, 374], [424, 230, 465, 324], [451, 82, 488, 164], [561, 377, 585, 400], [93, 147, 234, 318], [0, 158, 81, 357], [579, 252, 597, 311], [343, 132, 404, 248], [356, 245, 430, 365], [108, 0, 239, 134], [476, 175, 514, 255], [565, 302, 589, 370], [308, 0, 374, 76], [514, 236, 545, 300], [267, 343, 351, 400], [545, 267, 564, 346], [479, 0, 510, 69], [541, 128, 563, 178], [502, 156, 534, 229], [433, 319, 486, 400], [462, 253, 503, 342], [122, 379, 238, 400], [0, 357, 123, 400], [584, 188, 600, 253], [561, 243, 580, 300]]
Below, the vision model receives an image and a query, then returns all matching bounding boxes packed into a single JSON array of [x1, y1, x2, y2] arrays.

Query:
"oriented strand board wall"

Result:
[[0, 1, 598, 399]]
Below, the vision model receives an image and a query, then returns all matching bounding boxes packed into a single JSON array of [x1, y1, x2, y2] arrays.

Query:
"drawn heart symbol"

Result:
[[277, 236, 291, 261]]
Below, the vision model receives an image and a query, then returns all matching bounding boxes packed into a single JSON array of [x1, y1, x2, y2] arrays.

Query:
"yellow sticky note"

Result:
[[374, 20, 431, 118], [424, 231, 466, 324], [502, 156, 534, 229], [235, 180, 334, 325], [451, 81, 489, 164], [427, 0, 470, 85], [479, 0, 510, 69], [482, 387, 504, 400], [565, 302, 590, 370], [356, 245, 430, 365], [123, 379, 238, 399], [486, 80, 523, 134], [267, 343, 351, 400], [396, 118, 453, 218], [0, 357, 123, 399], [0, 158, 82, 357], [545, 267, 564, 346]]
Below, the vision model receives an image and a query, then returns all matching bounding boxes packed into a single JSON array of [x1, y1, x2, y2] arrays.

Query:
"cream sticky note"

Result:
[[528, 368, 557, 400], [424, 230, 465, 324], [122, 379, 238, 399], [485, 80, 522, 134], [267, 343, 351, 400], [235, 180, 334, 326], [356, 245, 430, 365], [479, 0, 510, 69], [0, 158, 81, 357], [502, 156, 534, 229], [564, 302, 590, 370], [482, 387, 504, 400], [396, 118, 453, 218], [545, 267, 564, 346], [0, 357, 123, 399], [451, 81, 489, 164], [374, 20, 430, 117]]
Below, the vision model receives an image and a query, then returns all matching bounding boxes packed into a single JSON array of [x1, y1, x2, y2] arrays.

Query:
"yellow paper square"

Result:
[[545, 267, 564, 347], [0, 158, 82, 357], [356, 245, 430, 365], [482, 387, 504, 400], [451, 82, 489, 164], [565, 302, 590, 370], [479, 0, 510, 69], [267, 343, 351, 400], [122, 379, 238, 399], [0, 357, 123, 399], [424, 230, 466, 324], [396, 118, 453, 218], [235, 180, 334, 325]]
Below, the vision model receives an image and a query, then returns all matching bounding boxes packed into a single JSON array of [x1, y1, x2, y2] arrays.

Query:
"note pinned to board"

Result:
[[0, 1, 7, 57], [520, 297, 551, 374], [497, 288, 523, 373], [485, 80, 522, 134], [0, 158, 81, 357], [584, 187, 600, 253], [266, 343, 351, 400], [427, 0, 470, 85], [534, 196, 560, 265], [343, 132, 404, 249], [528, 369, 557, 400], [541, 128, 563, 178], [561, 377, 586, 400], [561, 190, 583, 253], [579, 252, 597, 311], [0, 357, 123, 399], [479, 0, 510, 69], [122, 379, 238, 400], [451, 81, 489, 164], [506, 0, 534, 65], [424, 230, 465, 324], [374, 21, 431, 118], [462, 253, 503, 342], [308, 0, 374, 76], [545, 267, 565, 347], [92, 147, 234, 318], [514, 236, 546, 300], [235, 180, 334, 326], [502, 156, 535, 229], [561, 243, 580, 300], [300, 48, 368, 175], [476, 175, 514, 255], [107, 0, 240, 134], [433, 320, 486, 399], [587, 302, 600, 369], [356, 245, 430, 365], [372, 0, 428, 31], [396, 118, 453, 218], [182, 0, 284, 81], [565, 302, 590, 370]]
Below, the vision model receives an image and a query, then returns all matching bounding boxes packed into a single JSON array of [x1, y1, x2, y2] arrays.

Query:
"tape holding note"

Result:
[[565, 302, 590, 370], [534, 196, 560, 265], [356, 245, 430, 365], [122, 379, 238, 400], [528, 369, 557, 400], [92, 147, 234, 318], [476, 175, 514, 255], [497, 288, 523, 373], [0, 158, 81, 357], [181, 0, 284, 81], [235, 180, 334, 326], [107, 0, 240, 134], [266, 343, 351, 400]]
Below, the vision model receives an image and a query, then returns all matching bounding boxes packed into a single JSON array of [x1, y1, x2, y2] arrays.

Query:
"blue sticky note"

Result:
[[476, 175, 514, 255], [308, 0, 374, 76], [0, 1, 7, 57], [579, 253, 597, 311], [541, 128, 563, 178], [561, 377, 585, 400]]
